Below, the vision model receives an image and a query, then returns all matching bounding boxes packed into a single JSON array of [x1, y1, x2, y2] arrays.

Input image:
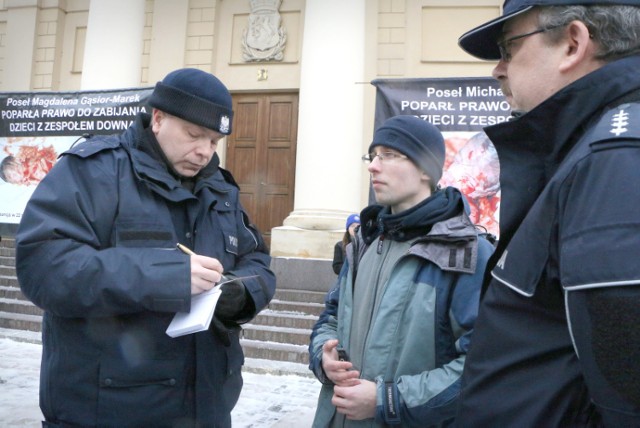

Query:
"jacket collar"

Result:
[[351, 192, 481, 274], [485, 55, 640, 237], [359, 186, 466, 244], [123, 114, 234, 199], [488, 55, 640, 151]]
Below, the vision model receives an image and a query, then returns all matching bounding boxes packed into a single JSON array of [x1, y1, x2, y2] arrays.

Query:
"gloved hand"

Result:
[[211, 316, 231, 347], [214, 279, 248, 321]]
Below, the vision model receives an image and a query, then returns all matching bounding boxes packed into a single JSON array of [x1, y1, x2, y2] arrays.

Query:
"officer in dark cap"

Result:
[[16, 68, 276, 427], [456, 1, 640, 426]]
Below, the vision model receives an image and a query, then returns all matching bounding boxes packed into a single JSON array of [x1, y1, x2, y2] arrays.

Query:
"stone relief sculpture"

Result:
[[242, 0, 287, 62]]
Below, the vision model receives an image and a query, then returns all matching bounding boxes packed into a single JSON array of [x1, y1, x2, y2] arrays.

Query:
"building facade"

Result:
[[0, 0, 500, 279]]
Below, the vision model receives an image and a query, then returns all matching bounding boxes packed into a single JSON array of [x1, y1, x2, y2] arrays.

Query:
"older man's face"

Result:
[[491, 10, 568, 113], [152, 110, 224, 177]]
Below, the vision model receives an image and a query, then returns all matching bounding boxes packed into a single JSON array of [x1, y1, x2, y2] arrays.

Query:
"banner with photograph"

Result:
[[0, 87, 153, 224], [372, 77, 509, 237]]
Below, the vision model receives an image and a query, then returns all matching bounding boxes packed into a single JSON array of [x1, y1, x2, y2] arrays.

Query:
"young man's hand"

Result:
[[321, 339, 360, 386], [332, 379, 377, 420]]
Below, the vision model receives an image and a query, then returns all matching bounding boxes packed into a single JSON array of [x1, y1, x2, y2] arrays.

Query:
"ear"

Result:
[[421, 170, 432, 185], [559, 21, 594, 72], [151, 108, 164, 132]]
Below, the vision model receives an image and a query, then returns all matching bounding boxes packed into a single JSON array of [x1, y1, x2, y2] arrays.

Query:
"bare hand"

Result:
[[189, 255, 224, 295], [332, 379, 377, 420], [321, 339, 360, 386]]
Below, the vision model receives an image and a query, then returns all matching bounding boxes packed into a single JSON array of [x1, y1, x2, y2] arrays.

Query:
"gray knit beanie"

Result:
[[148, 68, 233, 135], [369, 115, 446, 183]]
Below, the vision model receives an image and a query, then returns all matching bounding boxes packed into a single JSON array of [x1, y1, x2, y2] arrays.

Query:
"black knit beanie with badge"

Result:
[[369, 115, 446, 183], [148, 68, 233, 135]]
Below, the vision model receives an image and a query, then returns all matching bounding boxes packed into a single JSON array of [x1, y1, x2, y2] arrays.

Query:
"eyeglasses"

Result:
[[361, 151, 408, 164], [497, 24, 566, 62]]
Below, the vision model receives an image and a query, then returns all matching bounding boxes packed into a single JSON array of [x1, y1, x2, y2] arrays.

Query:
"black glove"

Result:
[[214, 279, 248, 321], [211, 316, 231, 347]]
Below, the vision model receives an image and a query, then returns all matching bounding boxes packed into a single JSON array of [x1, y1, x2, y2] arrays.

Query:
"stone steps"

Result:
[[0, 297, 43, 316], [0, 284, 27, 300], [0, 311, 42, 332], [0, 275, 19, 289], [0, 237, 328, 375], [240, 339, 310, 365], [243, 323, 312, 346], [0, 265, 17, 277], [0, 255, 15, 267], [267, 299, 325, 317], [252, 309, 319, 330]]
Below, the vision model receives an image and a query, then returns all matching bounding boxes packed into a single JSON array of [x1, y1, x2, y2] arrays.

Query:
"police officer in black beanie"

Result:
[[16, 68, 276, 427]]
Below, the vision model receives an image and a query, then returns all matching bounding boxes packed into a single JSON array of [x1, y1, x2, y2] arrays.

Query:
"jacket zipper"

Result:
[[377, 234, 385, 254]]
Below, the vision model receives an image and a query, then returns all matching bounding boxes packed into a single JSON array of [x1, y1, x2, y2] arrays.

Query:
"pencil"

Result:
[[176, 243, 196, 255]]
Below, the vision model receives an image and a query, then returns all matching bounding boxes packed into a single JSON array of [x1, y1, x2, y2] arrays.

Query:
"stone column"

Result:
[[271, 0, 366, 259], [147, 0, 189, 83], [4, 0, 39, 91], [80, 0, 146, 89]]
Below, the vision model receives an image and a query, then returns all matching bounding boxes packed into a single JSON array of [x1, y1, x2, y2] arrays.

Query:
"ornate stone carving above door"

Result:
[[242, 0, 287, 62]]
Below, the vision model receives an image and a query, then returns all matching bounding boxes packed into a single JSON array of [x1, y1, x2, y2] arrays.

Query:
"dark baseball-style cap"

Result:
[[458, 0, 640, 60]]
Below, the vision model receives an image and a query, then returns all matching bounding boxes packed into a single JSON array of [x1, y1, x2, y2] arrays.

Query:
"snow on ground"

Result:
[[0, 337, 321, 427]]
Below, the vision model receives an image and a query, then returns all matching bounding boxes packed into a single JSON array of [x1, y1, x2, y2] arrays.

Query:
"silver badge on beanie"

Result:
[[220, 115, 230, 134]]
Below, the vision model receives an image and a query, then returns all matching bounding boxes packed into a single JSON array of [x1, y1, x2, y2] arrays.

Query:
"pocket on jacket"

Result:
[[114, 217, 175, 248], [212, 199, 240, 256], [219, 328, 244, 412], [97, 359, 189, 424]]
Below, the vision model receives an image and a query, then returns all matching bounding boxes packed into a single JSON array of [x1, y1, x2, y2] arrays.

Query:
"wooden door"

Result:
[[226, 93, 298, 247]]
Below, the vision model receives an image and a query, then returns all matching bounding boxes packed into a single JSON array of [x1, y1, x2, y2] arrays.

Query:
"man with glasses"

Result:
[[456, 1, 640, 426], [308, 115, 494, 427]]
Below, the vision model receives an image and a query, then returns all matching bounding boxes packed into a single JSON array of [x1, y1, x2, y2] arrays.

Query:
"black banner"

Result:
[[1, 87, 152, 225], [0, 87, 152, 137], [373, 77, 510, 131]]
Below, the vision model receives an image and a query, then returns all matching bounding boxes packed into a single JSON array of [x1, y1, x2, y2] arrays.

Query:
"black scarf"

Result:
[[360, 186, 464, 245]]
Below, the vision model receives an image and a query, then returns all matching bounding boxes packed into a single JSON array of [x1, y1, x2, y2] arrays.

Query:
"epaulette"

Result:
[[586, 102, 640, 147], [63, 134, 121, 158]]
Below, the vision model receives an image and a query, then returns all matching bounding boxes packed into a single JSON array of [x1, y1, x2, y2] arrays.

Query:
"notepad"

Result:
[[166, 275, 258, 338], [166, 285, 223, 338]]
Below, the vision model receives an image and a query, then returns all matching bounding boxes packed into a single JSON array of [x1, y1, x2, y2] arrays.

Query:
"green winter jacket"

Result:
[[309, 189, 494, 427]]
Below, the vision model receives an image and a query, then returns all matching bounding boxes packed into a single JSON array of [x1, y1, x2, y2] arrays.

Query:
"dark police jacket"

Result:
[[457, 55, 640, 427], [16, 114, 276, 427]]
